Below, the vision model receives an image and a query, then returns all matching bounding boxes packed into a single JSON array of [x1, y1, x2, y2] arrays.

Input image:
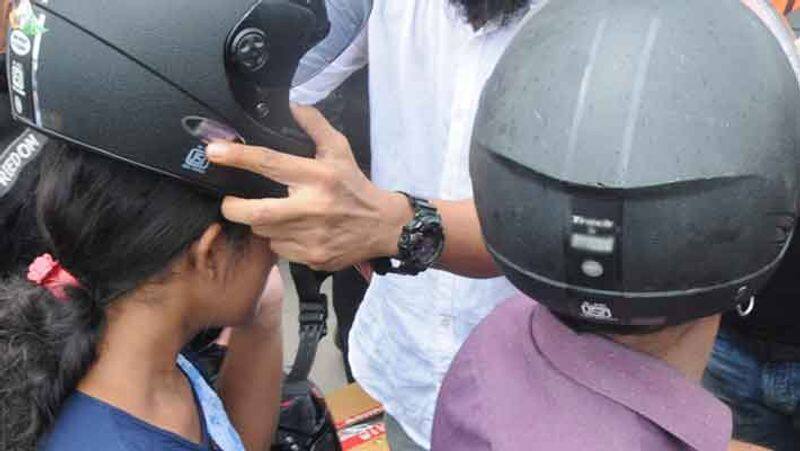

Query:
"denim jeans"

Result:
[[703, 328, 800, 451]]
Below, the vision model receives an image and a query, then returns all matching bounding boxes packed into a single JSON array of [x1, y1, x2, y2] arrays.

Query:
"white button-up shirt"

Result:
[[292, 1, 533, 447]]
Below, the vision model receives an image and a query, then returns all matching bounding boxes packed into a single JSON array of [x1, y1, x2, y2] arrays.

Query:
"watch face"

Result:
[[395, 196, 444, 274], [408, 218, 444, 266], [415, 234, 441, 265]]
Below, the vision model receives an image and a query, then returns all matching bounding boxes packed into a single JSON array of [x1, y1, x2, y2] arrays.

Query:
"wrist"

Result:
[[371, 192, 445, 276], [374, 190, 414, 258]]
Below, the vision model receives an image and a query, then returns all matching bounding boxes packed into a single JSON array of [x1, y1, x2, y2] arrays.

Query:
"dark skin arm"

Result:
[[217, 268, 284, 450]]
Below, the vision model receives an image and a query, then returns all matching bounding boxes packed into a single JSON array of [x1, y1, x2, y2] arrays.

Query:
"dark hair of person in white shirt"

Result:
[[450, 0, 531, 29]]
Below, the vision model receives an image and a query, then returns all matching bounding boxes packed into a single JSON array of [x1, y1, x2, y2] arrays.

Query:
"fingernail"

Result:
[[206, 143, 226, 159]]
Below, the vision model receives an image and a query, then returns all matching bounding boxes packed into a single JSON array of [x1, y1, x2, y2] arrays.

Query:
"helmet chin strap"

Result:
[[736, 296, 756, 318], [287, 263, 331, 383]]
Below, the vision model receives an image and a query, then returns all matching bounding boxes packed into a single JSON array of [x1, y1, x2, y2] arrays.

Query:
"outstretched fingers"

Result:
[[206, 142, 321, 186]]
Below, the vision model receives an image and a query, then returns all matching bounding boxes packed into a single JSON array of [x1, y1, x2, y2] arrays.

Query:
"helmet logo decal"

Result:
[[0, 129, 48, 198], [571, 215, 614, 229], [570, 214, 616, 254], [180, 117, 244, 176], [10, 59, 25, 96], [182, 146, 211, 175], [580, 301, 615, 321]]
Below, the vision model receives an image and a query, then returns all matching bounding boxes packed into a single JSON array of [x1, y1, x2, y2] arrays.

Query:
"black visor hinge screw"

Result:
[[231, 28, 269, 72]]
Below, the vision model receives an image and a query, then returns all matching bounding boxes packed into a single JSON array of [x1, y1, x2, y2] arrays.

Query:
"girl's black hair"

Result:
[[449, 0, 531, 28], [0, 145, 45, 276], [0, 143, 248, 449]]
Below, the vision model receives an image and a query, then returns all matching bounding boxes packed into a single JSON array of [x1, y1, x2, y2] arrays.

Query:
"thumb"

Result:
[[290, 103, 352, 160]]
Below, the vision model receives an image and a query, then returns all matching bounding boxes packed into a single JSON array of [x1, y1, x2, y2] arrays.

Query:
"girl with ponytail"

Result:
[[0, 142, 283, 450]]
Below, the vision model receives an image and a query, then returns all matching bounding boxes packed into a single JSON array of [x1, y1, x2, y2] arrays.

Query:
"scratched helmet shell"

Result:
[[472, 0, 800, 326]]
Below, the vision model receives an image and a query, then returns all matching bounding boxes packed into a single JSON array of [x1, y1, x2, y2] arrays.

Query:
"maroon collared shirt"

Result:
[[432, 296, 732, 450]]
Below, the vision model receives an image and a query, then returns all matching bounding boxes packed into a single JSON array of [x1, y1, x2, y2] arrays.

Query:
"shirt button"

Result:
[[440, 317, 452, 328]]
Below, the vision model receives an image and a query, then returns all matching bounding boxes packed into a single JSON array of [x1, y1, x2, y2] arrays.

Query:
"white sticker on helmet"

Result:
[[9, 29, 29, 55], [580, 301, 616, 321]]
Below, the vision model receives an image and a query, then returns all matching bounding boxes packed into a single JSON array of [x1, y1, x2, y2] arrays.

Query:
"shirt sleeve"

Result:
[[290, 26, 369, 105], [431, 350, 492, 451]]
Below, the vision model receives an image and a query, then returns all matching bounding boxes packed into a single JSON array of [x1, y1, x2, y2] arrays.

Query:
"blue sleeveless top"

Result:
[[40, 355, 245, 450]]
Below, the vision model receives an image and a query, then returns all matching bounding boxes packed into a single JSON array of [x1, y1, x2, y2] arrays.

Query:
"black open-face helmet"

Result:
[[472, 0, 800, 327], [274, 379, 341, 451], [4, 0, 371, 198]]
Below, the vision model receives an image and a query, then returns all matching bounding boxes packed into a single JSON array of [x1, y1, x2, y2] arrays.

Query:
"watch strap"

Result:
[[371, 192, 443, 276]]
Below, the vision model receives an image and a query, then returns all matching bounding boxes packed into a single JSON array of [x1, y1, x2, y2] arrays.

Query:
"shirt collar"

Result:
[[529, 306, 732, 450]]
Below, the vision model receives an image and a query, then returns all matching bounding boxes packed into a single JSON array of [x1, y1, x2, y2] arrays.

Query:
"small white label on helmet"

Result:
[[10, 30, 32, 56], [580, 301, 615, 321], [571, 234, 615, 254]]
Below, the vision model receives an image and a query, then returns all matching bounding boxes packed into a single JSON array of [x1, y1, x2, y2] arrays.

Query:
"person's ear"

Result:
[[189, 223, 230, 281]]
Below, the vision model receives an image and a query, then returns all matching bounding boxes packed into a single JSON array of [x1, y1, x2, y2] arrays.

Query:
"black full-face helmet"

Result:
[[4, 0, 371, 198], [472, 0, 800, 327]]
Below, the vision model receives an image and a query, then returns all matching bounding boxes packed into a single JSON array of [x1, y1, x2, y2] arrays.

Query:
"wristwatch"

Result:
[[372, 193, 445, 276]]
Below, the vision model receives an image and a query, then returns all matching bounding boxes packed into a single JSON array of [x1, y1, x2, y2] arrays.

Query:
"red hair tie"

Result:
[[27, 254, 80, 301]]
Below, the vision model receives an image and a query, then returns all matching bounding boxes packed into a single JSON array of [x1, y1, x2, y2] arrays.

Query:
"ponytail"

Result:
[[0, 142, 248, 447], [0, 278, 104, 449]]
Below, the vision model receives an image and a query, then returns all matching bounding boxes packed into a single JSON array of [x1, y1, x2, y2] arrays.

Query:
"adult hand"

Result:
[[206, 105, 411, 272]]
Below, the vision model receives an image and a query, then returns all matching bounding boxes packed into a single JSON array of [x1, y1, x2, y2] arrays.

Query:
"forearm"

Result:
[[378, 194, 501, 278], [217, 271, 284, 451], [728, 440, 770, 451], [434, 199, 502, 278], [210, 109, 501, 279], [218, 324, 282, 450]]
